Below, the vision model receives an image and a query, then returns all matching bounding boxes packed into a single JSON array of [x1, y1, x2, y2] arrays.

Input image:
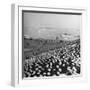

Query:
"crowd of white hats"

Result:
[[24, 39, 80, 78]]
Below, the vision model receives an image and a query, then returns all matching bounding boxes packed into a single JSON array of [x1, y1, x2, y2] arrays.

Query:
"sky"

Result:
[[23, 12, 81, 39]]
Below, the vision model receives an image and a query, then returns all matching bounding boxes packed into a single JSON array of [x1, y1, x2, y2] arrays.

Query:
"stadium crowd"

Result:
[[24, 40, 80, 77]]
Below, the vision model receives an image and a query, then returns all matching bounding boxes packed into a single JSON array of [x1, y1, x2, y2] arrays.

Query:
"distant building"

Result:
[[61, 33, 79, 40], [24, 35, 30, 39], [56, 36, 60, 42], [56, 36, 59, 40]]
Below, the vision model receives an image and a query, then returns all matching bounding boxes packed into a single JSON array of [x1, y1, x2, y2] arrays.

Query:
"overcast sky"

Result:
[[23, 12, 81, 39]]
